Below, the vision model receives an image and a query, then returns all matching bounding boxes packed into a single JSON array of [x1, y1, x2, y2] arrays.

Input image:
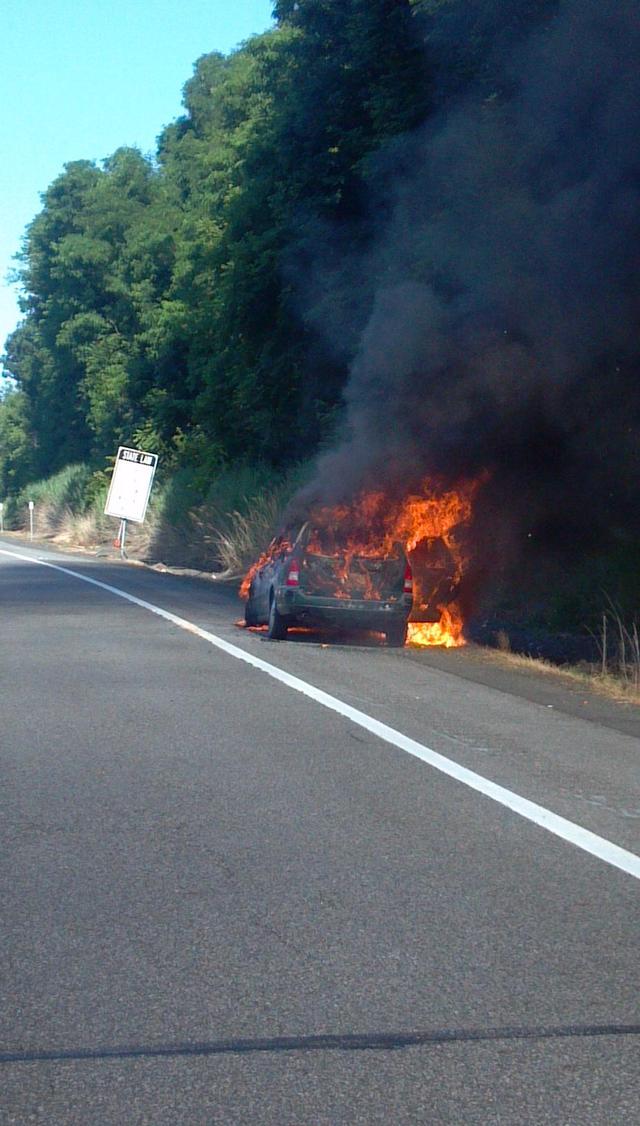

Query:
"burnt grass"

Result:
[[467, 619, 602, 666], [462, 537, 640, 668]]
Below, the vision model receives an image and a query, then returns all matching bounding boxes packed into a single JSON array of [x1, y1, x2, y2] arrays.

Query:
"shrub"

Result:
[[11, 464, 94, 535]]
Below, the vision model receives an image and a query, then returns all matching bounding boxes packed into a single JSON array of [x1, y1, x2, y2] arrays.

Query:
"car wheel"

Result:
[[267, 594, 288, 640], [245, 599, 258, 627], [385, 622, 407, 647]]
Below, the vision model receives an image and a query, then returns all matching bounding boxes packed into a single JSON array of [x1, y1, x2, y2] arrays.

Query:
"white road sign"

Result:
[[104, 447, 158, 524]]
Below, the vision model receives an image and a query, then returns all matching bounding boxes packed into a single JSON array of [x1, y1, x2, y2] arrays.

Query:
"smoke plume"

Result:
[[292, 0, 640, 606]]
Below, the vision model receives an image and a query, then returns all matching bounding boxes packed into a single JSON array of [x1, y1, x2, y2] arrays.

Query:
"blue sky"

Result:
[[1, 0, 274, 379]]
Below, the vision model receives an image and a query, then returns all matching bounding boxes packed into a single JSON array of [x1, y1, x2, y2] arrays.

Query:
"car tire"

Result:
[[267, 594, 288, 640], [245, 599, 258, 627], [386, 622, 407, 648]]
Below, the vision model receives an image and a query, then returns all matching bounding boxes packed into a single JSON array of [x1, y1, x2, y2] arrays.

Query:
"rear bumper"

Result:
[[275, 587, 412, 630]]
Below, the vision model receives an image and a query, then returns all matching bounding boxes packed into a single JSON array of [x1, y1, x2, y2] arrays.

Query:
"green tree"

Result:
[[5, 1, 433, 486], [159, 4, 431, 469], [5, 149, 181, 472], [0, 388, 35, 496]]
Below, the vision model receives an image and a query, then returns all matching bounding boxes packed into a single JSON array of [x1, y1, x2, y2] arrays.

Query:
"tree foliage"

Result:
[[2, 0, 536, 493], [0, 388, 35, 496]]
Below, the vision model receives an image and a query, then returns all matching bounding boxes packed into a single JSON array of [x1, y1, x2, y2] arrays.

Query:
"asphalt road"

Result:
[[2, 538, 640, 1124]]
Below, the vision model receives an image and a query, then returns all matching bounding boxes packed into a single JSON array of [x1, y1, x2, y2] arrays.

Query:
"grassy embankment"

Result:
[[3, 463, 639, 702], [2, 461, 307, 574], [484, 623, 640, 704]]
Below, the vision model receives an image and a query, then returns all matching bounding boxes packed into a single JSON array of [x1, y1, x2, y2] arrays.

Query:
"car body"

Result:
[[244, 523, 413, 644], [409, 534, 459, 622]]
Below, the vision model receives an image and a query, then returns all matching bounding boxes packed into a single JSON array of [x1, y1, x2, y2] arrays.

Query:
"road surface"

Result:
[[2, 539, 640, 1124]]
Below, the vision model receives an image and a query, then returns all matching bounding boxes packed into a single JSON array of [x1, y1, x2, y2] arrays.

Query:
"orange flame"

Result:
[[307, 479, 481, 646], [240, 476, 484, 647], [407, 604, 466, 648], [239, 539, 292, 601]]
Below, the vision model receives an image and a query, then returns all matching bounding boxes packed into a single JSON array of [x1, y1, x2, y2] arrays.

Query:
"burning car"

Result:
[[243, 523, 414, 645], [241, 477, 482, 648]]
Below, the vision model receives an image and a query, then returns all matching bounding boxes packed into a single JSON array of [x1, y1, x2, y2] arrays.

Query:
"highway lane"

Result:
[[2, 540, 640, 1123]]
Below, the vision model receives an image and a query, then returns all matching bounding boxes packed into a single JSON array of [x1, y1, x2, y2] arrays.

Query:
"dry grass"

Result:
[[137, 465, 306, 572], [200, 493, 286, 579], [11, 463, 302, 579], [477, 645, 640, 705], [51, 506, 113, 548], [476, 600, 640, 706], [593, 602, 640, 691]]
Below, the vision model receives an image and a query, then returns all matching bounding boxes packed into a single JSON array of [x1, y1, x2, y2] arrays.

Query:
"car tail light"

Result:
[[286, 560, 300, 587], [403, 561, 413, 595]]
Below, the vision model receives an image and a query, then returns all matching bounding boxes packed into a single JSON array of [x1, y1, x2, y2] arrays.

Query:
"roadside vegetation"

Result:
[[3, 459, 308, 574], [487, 616, 640, 705]]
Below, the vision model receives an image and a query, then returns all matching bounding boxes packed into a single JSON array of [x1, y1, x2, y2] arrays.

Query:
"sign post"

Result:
[[0, 502, 4, 534], [28, 500, 34, 542], [117, 517, 127, 557], [104, 447, 158, 558]]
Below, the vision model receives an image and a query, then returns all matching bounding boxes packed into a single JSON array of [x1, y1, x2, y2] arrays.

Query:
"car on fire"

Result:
[[244, 523, 414, 645]]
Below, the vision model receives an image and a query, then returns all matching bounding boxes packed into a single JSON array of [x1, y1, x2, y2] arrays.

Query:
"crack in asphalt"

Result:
[[3, 1023, 640, 1065]]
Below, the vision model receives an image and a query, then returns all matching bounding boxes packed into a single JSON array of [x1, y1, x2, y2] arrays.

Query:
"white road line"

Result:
[[4, 545, 640, 882]]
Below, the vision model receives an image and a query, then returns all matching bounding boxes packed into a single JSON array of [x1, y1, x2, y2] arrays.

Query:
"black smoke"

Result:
[[290, 0, 640, 617]]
